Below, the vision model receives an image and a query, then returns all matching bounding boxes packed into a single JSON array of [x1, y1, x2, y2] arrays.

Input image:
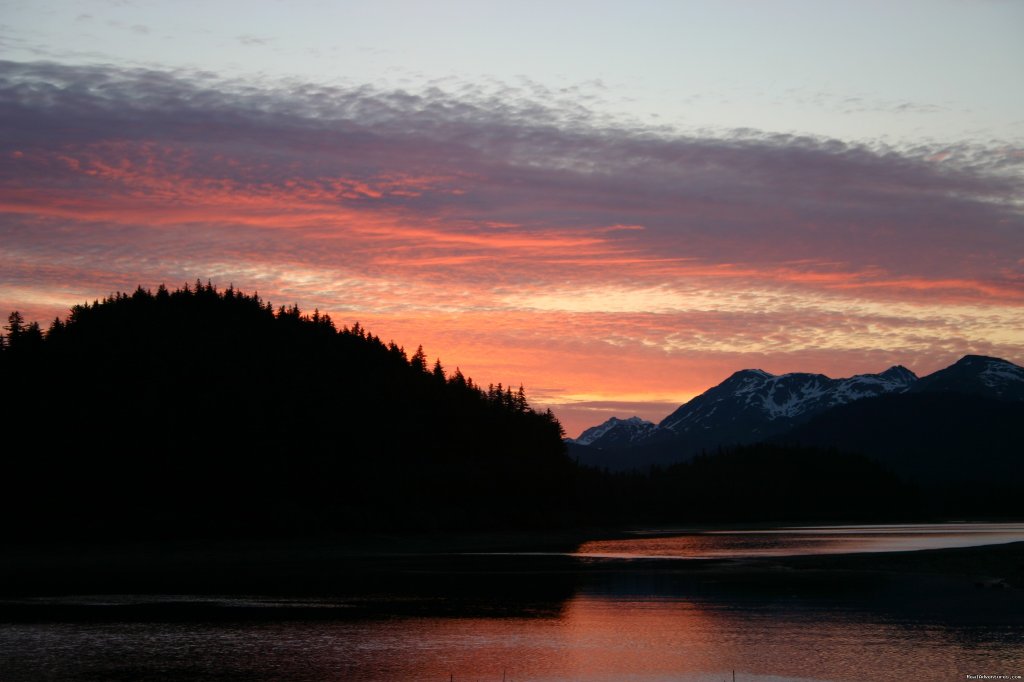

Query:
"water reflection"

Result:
[[552, 594, 1022, 682], [1, 586, 1019, 682]]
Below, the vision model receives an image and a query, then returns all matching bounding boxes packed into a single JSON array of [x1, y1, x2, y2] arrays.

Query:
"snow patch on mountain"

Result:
[[978, 358, 1024, 387]]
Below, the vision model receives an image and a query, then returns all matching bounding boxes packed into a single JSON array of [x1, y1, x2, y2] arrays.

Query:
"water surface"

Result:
[[1, 523, 1021, 682], [2, 589, 1019, 682]]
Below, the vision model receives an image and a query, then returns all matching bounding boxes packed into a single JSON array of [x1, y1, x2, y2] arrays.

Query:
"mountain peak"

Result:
[[570, 415, 662, 448], [730, 368, 774, 380], [720, 369, 775, 389], [953, 354, 1013, 367], [879, 365, 917, 382]]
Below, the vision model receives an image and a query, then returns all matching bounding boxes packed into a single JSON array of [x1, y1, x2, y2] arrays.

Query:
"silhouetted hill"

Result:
[[778, 392, 1024, 487], [651, 443, 915, 523], [0, 283, 572, 538], [569, 442, 917, 524]]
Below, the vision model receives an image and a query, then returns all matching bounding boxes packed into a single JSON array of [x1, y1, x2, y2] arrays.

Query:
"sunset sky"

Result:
[[3, 0, 1023, 436]]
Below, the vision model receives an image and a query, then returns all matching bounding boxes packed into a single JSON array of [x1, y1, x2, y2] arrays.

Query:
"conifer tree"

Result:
[[410, 345, 427, 372], [4, 311, 24, 350]]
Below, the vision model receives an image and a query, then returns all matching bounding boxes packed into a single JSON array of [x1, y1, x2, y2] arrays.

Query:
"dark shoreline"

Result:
[[2, 528, 1023, 602]]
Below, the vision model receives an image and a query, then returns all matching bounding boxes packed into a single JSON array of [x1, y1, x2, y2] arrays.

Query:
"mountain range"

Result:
[[568, 355, 1024, 479]]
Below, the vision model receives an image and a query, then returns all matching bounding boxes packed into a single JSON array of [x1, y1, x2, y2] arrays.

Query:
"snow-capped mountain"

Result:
[[569, 365, 918, 470], [569, 355, 1022, 472], [659, 364, 918, 436], [569, 355, 1022, 473], [569, 416, 664, 448]]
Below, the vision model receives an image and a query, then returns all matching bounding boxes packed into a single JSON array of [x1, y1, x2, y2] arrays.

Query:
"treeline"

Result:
[[0, 282, 572, 537]]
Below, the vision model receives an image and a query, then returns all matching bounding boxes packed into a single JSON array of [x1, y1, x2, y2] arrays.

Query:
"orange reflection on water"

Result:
[[550, 592, 1013, 682], [554, 594, 727, 679]]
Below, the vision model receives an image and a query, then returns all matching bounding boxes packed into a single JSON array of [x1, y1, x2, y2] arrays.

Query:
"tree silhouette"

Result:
[[4, 311, 23, 349]]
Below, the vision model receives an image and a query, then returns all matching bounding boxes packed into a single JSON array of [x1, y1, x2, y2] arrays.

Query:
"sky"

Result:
[[2, 0, 1023, 437]]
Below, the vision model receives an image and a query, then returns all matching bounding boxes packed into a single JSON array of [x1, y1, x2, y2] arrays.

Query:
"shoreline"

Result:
[[1, 528, 1023, 599]]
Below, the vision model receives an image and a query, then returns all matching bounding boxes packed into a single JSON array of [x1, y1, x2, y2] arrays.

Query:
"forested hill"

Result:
[[0, 282, 572, 537]]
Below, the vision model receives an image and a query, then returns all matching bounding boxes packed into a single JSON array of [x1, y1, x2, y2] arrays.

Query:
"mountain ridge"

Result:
[[570, 355, 1021, 471]]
